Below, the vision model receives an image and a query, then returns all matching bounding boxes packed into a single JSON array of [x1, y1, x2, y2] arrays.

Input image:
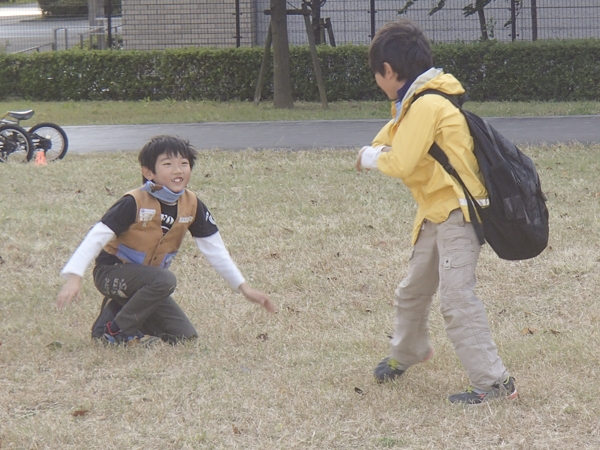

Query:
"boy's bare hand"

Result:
[[56, 274, 83, 309], [239, 283, 276, 313], [355, 146, 369, 172]]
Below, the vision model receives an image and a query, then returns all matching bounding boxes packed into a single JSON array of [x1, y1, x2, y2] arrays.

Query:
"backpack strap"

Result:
[[411, 89, 485, 245], [412, 89, 466, 108]]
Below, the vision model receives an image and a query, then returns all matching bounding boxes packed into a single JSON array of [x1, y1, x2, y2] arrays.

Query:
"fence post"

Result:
[[88, 0, 106, 49], [106, 0, 113, 48], [53, 28, 68, 50], [369, 0, 376, 39], [510, 0, 517, 41], [531, 0, 538, 41], [235, 0, 241, 47]]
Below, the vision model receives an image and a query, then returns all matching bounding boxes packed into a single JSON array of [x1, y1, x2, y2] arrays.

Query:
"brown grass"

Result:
[[1, 144, 599, 449]]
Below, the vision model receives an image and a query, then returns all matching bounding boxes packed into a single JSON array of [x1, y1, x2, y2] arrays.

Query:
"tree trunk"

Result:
[[270, 0, 294, 109], [476, 2, 489, 41], [310, 0, 322, 45]]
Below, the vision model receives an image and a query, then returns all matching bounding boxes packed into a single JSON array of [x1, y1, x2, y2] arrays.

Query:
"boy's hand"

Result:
[[355, 146, 370, 172], [356, 145, 391, 172], [239, 283, 275, 313], [56, 274, 83, 309]]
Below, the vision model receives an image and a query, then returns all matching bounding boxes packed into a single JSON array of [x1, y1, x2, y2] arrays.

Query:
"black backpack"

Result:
[[411, 89, 549, 260]]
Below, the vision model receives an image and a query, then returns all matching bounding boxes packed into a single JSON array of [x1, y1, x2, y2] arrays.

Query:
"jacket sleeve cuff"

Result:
[[360, 146, 384, 170]]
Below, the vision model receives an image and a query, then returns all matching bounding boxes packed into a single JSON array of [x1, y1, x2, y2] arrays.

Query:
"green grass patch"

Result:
[[1, 100, 600, 126]]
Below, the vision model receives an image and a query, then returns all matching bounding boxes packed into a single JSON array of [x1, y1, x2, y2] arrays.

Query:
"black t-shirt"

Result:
[[95, 194, 218, 265]]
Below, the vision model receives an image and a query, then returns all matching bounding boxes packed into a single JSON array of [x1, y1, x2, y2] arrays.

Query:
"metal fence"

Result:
[[121, 0, 256, 50], [1, 1, 599, 54], [0, 0, 120, 54], [385, 1, 600, 43], [280, 0, 600, 46]]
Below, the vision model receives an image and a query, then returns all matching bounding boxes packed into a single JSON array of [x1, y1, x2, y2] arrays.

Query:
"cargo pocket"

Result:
[[440, 248, 473, 294]]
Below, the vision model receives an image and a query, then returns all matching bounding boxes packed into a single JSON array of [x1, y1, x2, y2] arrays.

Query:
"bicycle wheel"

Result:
[[28, 122, 69, 161], [0, 124, 34, 163]]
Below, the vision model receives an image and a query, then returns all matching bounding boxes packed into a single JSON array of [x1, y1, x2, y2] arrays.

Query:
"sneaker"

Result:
[[374, 349, 434, 383], [374, 357, 405, 383], [101, 323, 161, 348], [91, 298, 122, 340], [448, 377, 518, 404]]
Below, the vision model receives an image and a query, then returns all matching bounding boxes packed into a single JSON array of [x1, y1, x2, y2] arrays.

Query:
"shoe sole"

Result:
[[100, 334, 162, 348], [132, 335, 163, 348], [448, 388, 519, 405]]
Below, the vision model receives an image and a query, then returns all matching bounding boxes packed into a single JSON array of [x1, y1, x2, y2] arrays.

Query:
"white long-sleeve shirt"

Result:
[[61, 222, 245, 291]]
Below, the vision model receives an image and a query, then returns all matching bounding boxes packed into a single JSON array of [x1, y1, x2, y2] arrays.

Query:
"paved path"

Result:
[[63, 115, 600, 153]]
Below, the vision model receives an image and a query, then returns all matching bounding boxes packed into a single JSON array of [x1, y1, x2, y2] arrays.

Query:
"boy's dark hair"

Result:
[[369, 19, 433, 81], [138, 135, 198, 182]]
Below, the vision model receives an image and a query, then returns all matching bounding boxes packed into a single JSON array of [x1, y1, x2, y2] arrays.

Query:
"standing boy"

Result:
[[57, 135, 274, 345], [355, 19, 517, 404]]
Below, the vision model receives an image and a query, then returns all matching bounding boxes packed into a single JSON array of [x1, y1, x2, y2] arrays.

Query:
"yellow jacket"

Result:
[[373, 68, 488, 244]]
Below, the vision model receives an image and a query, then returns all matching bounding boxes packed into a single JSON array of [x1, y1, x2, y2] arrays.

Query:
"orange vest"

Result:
[[103, 187, 197, 269]]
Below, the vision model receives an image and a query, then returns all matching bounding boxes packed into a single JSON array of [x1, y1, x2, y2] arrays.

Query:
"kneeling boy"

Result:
[[56, 135, 274, 345]]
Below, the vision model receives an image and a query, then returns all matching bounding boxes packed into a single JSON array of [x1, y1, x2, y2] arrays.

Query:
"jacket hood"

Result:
[[393, 68, 465, 122]]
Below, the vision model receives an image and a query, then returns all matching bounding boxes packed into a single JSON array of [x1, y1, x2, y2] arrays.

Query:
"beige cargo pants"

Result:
[[390, 209, 509, 391]]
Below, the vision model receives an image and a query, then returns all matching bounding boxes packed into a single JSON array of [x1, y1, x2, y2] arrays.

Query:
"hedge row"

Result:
[[37, 0, 121, 17], [38, 0, 87, 16], [2, 39, 600, 102]]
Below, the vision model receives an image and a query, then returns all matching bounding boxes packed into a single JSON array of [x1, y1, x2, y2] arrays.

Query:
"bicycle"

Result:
[[0, 110, 68, 162], [0, 123, 34, 163]]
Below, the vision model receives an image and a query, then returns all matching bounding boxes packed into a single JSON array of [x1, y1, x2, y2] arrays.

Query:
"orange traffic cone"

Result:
[[35, 150, 47, 166]]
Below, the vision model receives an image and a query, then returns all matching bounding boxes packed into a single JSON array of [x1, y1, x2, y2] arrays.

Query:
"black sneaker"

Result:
[[374, 349, 433, 383], [102, 323, 161, 348], [374, 357, 405, 383], [91, 297, 122, 340], [448, 376, 518, 404]]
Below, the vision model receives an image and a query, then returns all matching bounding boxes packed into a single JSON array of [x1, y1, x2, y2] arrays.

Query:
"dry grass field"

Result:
[[1, 144, 599, 449]]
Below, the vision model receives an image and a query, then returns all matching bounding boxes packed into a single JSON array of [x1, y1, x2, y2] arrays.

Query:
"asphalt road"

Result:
[[63, 115, 600, 154]]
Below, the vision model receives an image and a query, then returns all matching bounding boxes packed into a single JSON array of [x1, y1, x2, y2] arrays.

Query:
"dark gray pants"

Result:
[[92, 263, 198, 341]]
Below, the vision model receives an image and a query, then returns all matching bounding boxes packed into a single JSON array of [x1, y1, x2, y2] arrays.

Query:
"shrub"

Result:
[[38, 0, 87, 16], [37, 0, 121, 16], [1, 39, 599, 102]]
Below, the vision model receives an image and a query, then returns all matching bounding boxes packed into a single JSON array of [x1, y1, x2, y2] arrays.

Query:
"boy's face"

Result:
[[142, 152, 191, 193], [375, 62, 407, 100]]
